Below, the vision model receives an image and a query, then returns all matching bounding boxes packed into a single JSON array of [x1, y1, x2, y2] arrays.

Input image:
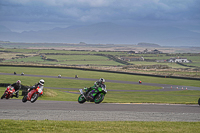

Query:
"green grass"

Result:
[[0, 120, 199, 133], [185, 62, 200, 67], [0, 66, 199, 104], [127, 68, 200, 77], [0, 74, 199, 104], [130, 61, 190, 68], [38, 60, 122, 65], [0, 73, 161, 91], [2, 55, 123, 66], [1, 48, 200, 72], [3, 56, 44, 62], [45, 55, 109, 61], [0, 66, 199, 87], [2, 87, 198, 104], [105, 91, 200, 104]]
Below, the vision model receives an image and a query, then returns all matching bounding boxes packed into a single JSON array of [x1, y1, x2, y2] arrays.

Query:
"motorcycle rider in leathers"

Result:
[[11, 80, 21, 98], [28, 79, 45, 96], [84, 78, 106, 99]]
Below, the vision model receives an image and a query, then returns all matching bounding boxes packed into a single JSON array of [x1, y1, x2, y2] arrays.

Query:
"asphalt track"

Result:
[[0, 73, 200, 121], [0, 100, 200, 121]]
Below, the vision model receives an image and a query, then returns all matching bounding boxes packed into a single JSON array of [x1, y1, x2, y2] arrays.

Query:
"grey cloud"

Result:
[[0, 0, 199, 32]]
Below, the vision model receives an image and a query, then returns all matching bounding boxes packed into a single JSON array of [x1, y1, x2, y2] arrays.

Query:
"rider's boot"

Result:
[[16, 92, 19, 98]]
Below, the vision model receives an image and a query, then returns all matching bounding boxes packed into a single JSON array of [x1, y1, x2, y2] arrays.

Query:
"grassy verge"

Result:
[[0, 120, 199, 133], [0, 66, 200, 87], [0, 75, 161, 90], [0, 66, 199, 104], [105, 91, 200, 104], [1, 86, 199, 104]]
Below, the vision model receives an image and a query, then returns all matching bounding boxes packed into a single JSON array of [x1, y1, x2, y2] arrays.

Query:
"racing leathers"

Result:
[[84, 81, 106, 99], [10, 83, 21, 97], [28, 83, 44, 96]]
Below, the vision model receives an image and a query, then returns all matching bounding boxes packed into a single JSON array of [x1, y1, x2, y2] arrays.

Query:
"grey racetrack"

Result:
[[0, 100, 200, 121], [0, 73, 200, 121]]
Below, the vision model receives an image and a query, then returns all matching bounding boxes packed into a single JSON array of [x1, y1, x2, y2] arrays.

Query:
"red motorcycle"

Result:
[[22, 87, 40, 103], [1, 86, 16, 99]]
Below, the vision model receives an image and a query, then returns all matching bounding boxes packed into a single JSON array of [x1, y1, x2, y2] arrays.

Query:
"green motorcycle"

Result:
[[78, 86, 107, 104]]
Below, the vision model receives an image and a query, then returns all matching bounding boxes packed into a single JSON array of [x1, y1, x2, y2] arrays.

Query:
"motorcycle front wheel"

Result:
[[198, 98, 200, 106], [94, 93, 104, 104], [1, 93, 6, 99], [31, 93, 38, 103], [78, 94, 86, 104]]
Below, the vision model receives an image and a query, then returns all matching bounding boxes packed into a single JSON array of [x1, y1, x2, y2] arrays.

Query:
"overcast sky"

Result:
[[0, 0, 200, 33]]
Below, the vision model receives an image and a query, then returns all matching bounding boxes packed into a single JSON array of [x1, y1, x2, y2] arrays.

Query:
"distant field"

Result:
[[129, 61, 190, 68], [3, 56, 44, 62], [186, 62, 200, 67], [2, 55, 123, 66], [1, 48, 200, 78], [2, 48, 200, 62]]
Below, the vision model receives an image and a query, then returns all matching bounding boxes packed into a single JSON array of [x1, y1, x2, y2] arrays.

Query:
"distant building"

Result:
[[167, 57, 191, 63]]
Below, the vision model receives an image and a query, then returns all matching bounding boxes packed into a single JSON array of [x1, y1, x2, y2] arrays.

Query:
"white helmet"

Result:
[[39, 79, 45, 85], [99, 78, 105, 84]]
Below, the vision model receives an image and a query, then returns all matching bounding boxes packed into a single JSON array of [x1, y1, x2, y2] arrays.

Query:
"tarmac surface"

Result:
[[0, 100, 200, 121], [0, 72, 200, 121]]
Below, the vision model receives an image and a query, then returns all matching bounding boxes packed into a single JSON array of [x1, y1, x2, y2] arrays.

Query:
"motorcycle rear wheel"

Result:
[[1, 93, 6, 99], [22, 95, 27, 102], [198, 98, 200, 106], [78, 94, 86, 104], [31, 93, 38, 103], [94, 93, 104, 104]]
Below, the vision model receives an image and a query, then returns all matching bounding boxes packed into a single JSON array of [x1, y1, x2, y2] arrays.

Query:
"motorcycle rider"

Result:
[[11, 80, 21, 98], [84, 78, 106, 99], [93, 78, 106, 89], [28, 79, 45, 96]]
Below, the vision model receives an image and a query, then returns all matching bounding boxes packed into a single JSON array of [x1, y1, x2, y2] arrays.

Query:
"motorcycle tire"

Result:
[[31, 93, 38, 103], [198, 98, 200, 106], [78, 94, 86, 104], [1, 93, 6, 99], [94, 93, 104, 104], [22, 95, 27, 103]]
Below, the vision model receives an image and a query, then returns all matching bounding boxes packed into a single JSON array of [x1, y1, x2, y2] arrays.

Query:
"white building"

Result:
[[168, 57, 190, 63]]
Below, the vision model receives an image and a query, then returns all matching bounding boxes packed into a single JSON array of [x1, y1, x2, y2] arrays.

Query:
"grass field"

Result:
[[1, 48, 200, 79], [2, 48, 200, 68], [0, 66, 199, 104], [0, 120, 199, 133], [0, 66, 200, 87], [2, 54, 124, 66]]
